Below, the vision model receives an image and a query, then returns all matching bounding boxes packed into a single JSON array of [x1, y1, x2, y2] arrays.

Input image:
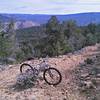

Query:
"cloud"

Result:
[[0, 0, 100, 14]]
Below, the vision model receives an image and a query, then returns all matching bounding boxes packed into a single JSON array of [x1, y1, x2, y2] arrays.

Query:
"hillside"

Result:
[[16, 26, 46, 43], [1, 12, 100, 26], [0, 44, 100, 100]]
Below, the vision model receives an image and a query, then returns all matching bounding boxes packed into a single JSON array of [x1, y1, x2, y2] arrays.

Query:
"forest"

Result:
[[0, 16, 100, 64]]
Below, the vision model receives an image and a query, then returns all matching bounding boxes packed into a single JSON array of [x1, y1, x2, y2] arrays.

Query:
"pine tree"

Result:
[[7, 19, 17, 59]]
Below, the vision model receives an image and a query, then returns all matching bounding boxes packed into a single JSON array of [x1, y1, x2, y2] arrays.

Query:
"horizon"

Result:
[[0, 0, 100, 15], [0, 12, 100, 15]]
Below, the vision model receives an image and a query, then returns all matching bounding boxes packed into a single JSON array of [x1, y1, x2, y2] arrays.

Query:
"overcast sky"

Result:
[[0, 0, 100, 14]]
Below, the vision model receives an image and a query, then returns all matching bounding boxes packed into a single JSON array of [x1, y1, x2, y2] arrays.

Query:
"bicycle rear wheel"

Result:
[[20, 63, 34, 73], [43, 67, 62, 86]]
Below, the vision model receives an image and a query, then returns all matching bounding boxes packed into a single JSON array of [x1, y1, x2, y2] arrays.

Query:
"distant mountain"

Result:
[[0, 15, 10, 22], [0, 12, 100, 26]]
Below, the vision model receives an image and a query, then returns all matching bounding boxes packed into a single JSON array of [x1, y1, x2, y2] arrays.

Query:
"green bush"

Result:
[[85, 33, 97, 46]]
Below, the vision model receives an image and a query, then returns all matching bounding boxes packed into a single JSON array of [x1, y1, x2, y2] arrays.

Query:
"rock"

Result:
[[83, 81, 96, 89], [79, 62, 86, 67], [7, 57, 16, 63], [81, 73, 89, 78], [97, 74, 100, 78], [95, 78, 100, 83], [0, 65, 6, 71]]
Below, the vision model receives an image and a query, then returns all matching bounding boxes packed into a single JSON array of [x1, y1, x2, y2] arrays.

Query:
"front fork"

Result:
[[47, 68, 54, 79]]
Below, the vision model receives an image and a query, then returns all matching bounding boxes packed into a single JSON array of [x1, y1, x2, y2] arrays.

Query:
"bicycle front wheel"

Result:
[[43, 67, 62, 86]]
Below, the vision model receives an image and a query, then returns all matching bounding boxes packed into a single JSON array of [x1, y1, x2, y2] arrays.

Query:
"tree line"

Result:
[[34, 16, 100, 57]]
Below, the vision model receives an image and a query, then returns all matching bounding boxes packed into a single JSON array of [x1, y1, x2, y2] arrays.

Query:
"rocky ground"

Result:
[[0, 43, 100, 100]]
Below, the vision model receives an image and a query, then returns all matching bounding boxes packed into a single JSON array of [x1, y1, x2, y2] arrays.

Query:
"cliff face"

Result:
[[0, 44, 100, 100]]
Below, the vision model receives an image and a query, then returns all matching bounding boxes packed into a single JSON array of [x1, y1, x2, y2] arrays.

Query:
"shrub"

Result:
[[85, 33, 97, 46], [16, 69, 39, 89], [84, 58, 94, 64]]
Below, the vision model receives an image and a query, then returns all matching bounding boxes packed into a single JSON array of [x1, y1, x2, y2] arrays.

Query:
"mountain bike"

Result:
[[20, 59, 62, 86]]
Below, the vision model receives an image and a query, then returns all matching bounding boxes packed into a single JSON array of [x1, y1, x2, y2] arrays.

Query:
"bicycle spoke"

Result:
[[43, 68, 62, 85], [22, 65, 31, 73]]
